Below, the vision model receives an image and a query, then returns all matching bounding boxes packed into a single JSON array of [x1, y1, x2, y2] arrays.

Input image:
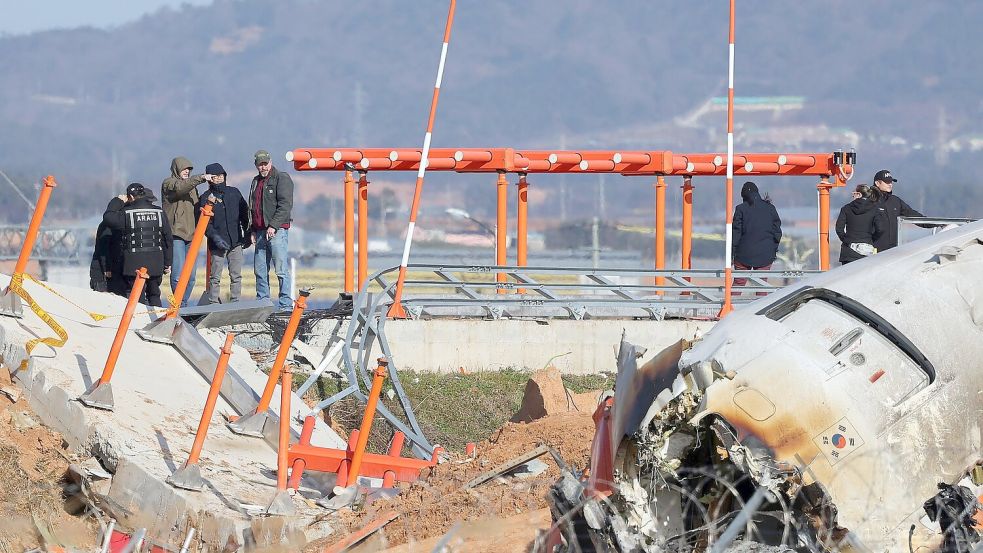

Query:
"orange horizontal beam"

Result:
[[287, 443, 435, 482], [289, 146, 848, 180]]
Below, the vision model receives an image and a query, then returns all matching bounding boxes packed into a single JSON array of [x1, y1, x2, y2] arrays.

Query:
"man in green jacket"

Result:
[[161, 157, 215, 306], [247, 150, 294, 310]]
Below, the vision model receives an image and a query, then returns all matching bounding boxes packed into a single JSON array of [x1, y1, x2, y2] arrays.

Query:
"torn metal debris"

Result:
[[549, 223, 983, 552]]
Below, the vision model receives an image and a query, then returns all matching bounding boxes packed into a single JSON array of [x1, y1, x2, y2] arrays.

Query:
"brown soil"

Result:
[[307, 412, 596, 552], [0, 368, 99, 552]]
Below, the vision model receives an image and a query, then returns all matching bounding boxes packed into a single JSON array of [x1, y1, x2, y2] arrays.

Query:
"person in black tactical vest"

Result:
[[102, 183, 173, 307]]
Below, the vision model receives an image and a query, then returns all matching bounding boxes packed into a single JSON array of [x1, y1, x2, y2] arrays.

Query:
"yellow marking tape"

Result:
[[23, 274, 109, 321], [7, 274, 69, 370], [25, 275, 178, 320]]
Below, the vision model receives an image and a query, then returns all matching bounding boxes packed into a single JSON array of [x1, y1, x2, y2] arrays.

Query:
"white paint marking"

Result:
[[434, 42, 449, 89], [726, 134, 734, 180], [401, 222, 415, 266], [728, 44, 735, 88], [725, 224, 733, 269]]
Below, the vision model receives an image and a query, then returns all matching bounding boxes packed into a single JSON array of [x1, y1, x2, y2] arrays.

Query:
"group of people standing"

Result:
[[90, 150, 295, 310], [729, 168, 924, 287]]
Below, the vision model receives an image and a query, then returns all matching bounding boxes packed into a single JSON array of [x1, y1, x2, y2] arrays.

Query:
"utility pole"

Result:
[[353, 81, 365, 145], [935, 105, 948, 167], [591, 216, 600, 269], [598, 173, 607, 220], [559, 133, 568, 222]]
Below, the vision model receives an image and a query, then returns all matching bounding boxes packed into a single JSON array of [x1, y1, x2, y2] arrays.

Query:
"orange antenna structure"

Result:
[[718, 0, 737, 318], [388, 0, 458, 318]]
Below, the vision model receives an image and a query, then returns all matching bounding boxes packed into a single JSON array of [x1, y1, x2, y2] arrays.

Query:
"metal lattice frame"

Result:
[[0, 226, 82, 263], [299, 264, 815, 459]]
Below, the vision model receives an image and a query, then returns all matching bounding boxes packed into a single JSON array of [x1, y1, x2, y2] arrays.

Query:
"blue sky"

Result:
[[2, 0, 213, 35]]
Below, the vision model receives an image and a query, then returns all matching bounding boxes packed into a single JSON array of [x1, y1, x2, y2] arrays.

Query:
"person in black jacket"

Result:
[[732, 181, 782, 294], [198, 163, 250, 303], [102, 183, 173, 307], [89, 200, 126, 296], [836, 184, 885, 264], [870, 169, 923, 251]]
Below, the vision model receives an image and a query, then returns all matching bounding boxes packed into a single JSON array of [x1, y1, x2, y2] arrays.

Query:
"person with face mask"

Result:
[[198, 163, 250, 303]]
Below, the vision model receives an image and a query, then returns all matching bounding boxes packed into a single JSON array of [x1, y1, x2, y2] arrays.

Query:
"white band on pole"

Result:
[[726, 134, 734, 179], [728, 44, 735, 88], [725, 224, 733, 269], [435, 42, 449, 89], [417, 132, 433, 178], [401, 222, 415, 267]]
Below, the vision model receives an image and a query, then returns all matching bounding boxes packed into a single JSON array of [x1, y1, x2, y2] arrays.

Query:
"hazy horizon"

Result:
[[2, 0, 213, 35]]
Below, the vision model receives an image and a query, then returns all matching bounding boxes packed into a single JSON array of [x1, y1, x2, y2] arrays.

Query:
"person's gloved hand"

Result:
[[211, 235, 231, 253]]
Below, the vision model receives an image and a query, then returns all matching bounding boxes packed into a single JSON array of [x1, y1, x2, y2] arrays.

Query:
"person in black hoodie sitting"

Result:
[[102, 183, 173, 307], [197, 162, 250, 303], [731, 181, 782, 294], [836, 184, 885, 265]]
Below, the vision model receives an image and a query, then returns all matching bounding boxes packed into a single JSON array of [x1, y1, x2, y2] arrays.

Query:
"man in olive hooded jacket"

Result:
[[161, 157, 214, 306]]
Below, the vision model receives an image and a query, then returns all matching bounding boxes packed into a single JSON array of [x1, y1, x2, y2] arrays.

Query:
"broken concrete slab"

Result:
[[0, 384, 22, 402], [10, 410, 38, 431], [0, 273, 344, 549]]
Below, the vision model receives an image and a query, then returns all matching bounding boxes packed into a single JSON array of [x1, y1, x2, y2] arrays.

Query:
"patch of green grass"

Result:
[[299, 368, 616, 455], [399, 367, 532, 452], [562, 372, 616, 394]]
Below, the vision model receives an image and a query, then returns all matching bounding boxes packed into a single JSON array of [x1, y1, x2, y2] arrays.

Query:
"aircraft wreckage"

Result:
[[550, 220, 983, 552]]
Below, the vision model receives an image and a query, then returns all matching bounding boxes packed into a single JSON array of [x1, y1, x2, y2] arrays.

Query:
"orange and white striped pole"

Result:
[[718, 0, 737, 318], [388, 0, 457, 318]]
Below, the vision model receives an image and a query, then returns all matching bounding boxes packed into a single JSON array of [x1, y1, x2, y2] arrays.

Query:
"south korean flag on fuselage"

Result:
[[812, 417, 865, 466]]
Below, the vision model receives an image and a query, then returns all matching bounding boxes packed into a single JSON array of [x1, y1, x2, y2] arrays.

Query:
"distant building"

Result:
[[677, 96, 805, 127]]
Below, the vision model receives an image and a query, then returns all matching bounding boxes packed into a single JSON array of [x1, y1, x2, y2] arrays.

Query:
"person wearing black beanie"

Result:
[[198, 163, 250, 303]]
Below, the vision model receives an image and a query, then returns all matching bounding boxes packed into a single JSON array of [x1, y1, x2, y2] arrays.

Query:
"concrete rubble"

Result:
[[0, 273, 346, 550]]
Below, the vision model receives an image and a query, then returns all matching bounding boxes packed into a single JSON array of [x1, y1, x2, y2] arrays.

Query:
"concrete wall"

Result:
[[312, 318, 715, 375]]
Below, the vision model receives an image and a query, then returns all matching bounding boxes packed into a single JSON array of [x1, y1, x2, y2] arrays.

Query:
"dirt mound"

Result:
[[0, 369, 98, 552], [511, 367, 602, 422], [310, 412, 596, 552]]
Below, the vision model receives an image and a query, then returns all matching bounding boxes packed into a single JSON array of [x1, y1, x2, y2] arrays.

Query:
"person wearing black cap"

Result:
[[731, 181, 782, 294], [102, 183, 173, 307], [870, 169, 924, 252], [198, 163, 250, 303]]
